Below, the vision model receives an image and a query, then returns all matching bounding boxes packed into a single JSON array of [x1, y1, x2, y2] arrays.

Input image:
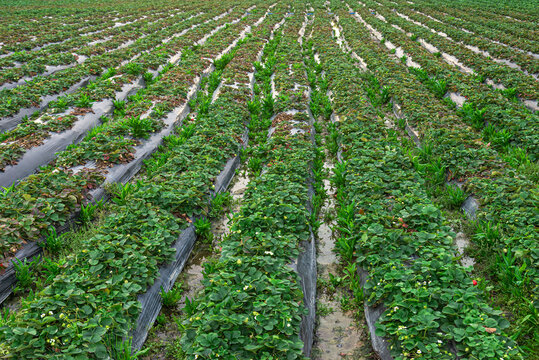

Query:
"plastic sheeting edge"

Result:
[[130, 151, 242, 351], [358, 267, 393, 360]]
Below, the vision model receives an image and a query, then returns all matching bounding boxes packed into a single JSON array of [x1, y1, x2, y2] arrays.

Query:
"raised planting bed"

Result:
[[0, 7, 272, 354], [314, 5, 522, 359], [0, 7, 259, 305], [179, 9, 320, 359]]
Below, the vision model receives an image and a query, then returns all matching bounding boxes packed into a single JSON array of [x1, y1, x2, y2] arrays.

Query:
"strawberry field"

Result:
[[0, 0, 537, 359]]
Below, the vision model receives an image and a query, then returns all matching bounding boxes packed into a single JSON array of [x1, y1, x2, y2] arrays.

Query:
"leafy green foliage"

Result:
[[194, 218, 213, 243], [42, 227, 62, 254], [445, 184, 466, 209], [160, 285, 183, 308], [74, 94, 93, 108], [13, 257, 38, 292], [209, 191, 231, 219], [79, 199, 104, 225]]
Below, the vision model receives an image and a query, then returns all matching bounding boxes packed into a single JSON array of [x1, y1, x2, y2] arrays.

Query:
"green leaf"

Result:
[[498, 318, 510, 329], [244, 343, 263, 351], [82, 326, 106, 344], [374, 327, 386, 337]]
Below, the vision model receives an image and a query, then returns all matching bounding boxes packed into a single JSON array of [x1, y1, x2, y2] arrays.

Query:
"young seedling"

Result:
[[473, 220, 500, 250], [247, 156, 263, 176], [54, 97, 69, 112], [502, 146, 530, 168], [123, 62, 143, 76], [156, 313, 166, 326], [426, 157, 446, 185], [380, 85, 391, 105], [122, 115, 154, 138], [500, 87, 517, 101], [107, 336, 149, 360], [209, 192, 231, 219], [331, 160, 347, 188], [101, 67, 117, 80], [430, 78, 447, 99], [194, 218, 213, 243], [74, 94, 92, 108], [445, 184, 467, 209], [461, 102, 487, 130], [112, 99, 126, 117], [42, 227, 62, 254], [143, 71, 154, 85], [160, 285, 183, 308], [0, 308, 13, 327], [79, 199, 104, 225], [12, 257, 38, 292], [109, 182, 138, 206], [183, 296, 197, 317], [497, 248, 530, 298], [39, 257, 66, 284]]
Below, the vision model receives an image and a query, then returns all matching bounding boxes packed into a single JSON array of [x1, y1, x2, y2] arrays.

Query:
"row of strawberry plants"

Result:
[[337, 2, 538, 352], [368, 0, 539, 101], [352, 2, 539, 165], [243, 13, 283, 174], [394, 0, 538, 55], [0, 5, 189, 78], [449, 3, 537, 36], [425, 0, 536, 25], [383, 1, 539, 76], [140, 9, 286, 357], [0, 4, 205, 120], [0, 7, 124, 53], [178, 9, 322, 359], [0, 3, 183, 54], [0, 8, 274, 357], [401, 0, 538, 50], [300, 11, 367, 357], [350, 0, 535, 291], [0, 8, 181, 83], [340, 3, 514, 180], [131, 7, 287, 348], [67, 8, 187, 59], [0, 6, 259, 264], [0, 6, 182, 61], [49, 11, 253, 170], [311, 6, 521, 359], [272, 14, 310, 114], [1, 0, 270, 316], [0, 7, 238, 173], [464, 0, 536, 22], [337, 99, 520, 360]]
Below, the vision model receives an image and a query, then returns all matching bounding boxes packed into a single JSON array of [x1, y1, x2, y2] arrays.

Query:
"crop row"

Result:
[[335, 1, 537, 354], [0, 2, 180, 54], [0, 7, 182, 63], [351, 1, 539, 163], [179, 8, 322, 359], [437, 0, 536, 24], [0, 8, 183, 71], [0, 3, 207, 120], [0, 3, 257, 280], [311, 5, 521, 359], [385, 1, 539, 75], [0, 11, 121, 54], [0, 6, 241, 178], [0, 12, 183, 87], [367, 0, 539, 102], [399, 0, 538, 52], [0, 5, 277, 358]]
